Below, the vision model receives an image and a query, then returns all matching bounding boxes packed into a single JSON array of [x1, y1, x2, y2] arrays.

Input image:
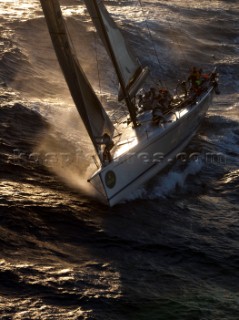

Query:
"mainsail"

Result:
[[84, 0, 149, 101], [39, 0, 114, 161]]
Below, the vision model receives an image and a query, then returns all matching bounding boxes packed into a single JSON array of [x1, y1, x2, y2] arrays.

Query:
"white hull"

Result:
[[89, 87, 214, 206]]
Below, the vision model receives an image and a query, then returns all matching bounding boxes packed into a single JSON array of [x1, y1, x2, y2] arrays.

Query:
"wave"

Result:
[[0, 2, 239, 320]]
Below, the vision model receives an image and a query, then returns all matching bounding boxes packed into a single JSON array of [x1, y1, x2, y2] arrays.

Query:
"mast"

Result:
[[89, 0, 145, 127], [39, 0, 114, 164]]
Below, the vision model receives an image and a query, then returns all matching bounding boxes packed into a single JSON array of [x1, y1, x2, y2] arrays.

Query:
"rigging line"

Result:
[[138, 0, 165, 87], [64, 11, 104, 105], [93, 31, 103, 102], [169, 4, 188, 74]]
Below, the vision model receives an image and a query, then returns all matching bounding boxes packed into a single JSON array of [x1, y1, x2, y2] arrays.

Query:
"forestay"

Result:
[[39, 0, 114, 160], [84, 0, 149, 101]]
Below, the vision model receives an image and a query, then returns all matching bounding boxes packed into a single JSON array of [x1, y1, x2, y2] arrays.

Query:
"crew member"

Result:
[[102, 133, 114, 164]]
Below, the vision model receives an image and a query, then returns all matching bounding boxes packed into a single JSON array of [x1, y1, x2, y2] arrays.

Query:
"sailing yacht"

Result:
[[39, 0, 218, 206]]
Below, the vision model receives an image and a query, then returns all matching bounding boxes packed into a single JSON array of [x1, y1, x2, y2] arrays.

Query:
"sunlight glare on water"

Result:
[[0, 0, 39, 21], [0, 1, 239, 319]]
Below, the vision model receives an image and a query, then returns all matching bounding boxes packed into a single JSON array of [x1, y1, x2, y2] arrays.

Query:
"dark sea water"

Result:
[[0, 0, 239, 319]]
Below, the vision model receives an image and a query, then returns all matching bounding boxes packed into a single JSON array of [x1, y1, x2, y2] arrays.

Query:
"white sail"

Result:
[[39, 0, 114, 159], [84, 0, 149, 101]]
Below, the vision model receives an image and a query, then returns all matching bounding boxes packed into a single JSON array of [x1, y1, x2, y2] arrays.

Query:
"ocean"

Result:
[[0, 0, 239, 319]]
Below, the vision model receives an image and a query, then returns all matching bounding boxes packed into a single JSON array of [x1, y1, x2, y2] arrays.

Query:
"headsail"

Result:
[[39, 0, 114, 162], [84, 0, 149, 101]]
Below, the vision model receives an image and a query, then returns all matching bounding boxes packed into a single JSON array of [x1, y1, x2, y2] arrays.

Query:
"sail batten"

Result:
[[84, 0, 149, 101], [39, 0, 114, 161]]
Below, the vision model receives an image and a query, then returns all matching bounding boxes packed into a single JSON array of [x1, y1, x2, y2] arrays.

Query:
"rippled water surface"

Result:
[[0, 1, 239, 319]]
